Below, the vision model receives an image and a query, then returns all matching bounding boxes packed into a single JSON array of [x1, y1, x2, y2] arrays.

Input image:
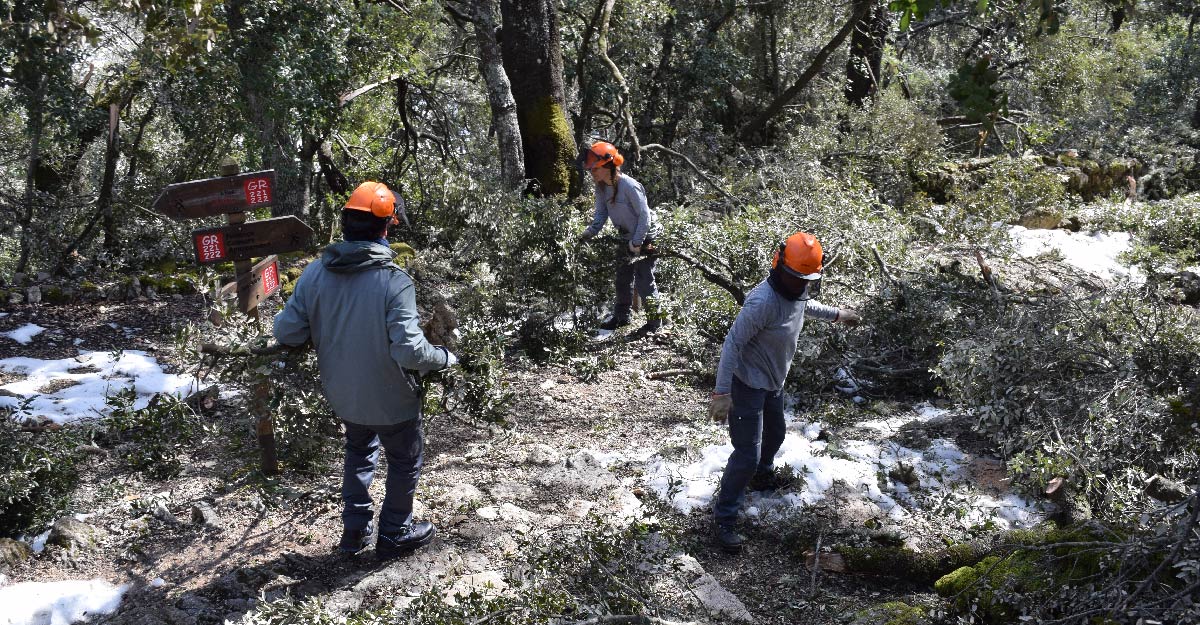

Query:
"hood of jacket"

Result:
[[321, 240, 397, 274]]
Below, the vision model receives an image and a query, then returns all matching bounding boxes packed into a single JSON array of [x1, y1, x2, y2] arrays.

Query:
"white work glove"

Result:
[[628, 242, 642, 256], [441, 347, 459, 369], [836, 309, 862, 326], [709, 393, 732, 424]]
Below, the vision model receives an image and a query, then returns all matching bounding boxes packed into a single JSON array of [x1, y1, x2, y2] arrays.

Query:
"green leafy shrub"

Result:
[[0, 418, 84, 536], [101, 388, 202, 480]]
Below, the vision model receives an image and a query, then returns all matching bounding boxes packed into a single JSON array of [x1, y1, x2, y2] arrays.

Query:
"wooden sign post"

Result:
[[155, 159, 312, 476]]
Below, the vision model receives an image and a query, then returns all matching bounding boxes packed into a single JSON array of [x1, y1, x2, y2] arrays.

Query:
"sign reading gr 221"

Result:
[[192, 215, 314, 264], [152, 170, 276, 220]]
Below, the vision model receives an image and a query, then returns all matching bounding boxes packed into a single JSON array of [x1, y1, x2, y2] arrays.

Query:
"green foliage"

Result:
[[947, 57, 1008, 127], [101, 388, 203, 480], [0, 418, 84, 537]]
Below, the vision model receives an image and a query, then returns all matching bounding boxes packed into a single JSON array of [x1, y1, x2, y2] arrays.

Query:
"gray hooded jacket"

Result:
[[273, 240, 449, 426]]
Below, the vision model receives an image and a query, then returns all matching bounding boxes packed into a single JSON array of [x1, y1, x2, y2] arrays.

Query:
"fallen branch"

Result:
[[570, 616, 710, 625], [658, 247, 746, 305], [641, 143, 737, 207], [645, 369, 697, 380], [974, 249, 1003, 306]]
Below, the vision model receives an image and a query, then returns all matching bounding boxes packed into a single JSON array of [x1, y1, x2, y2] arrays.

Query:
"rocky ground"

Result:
[[0, 290, 1047, 625]]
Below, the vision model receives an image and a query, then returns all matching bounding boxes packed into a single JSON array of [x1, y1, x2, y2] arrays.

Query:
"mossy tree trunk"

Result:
[[499, 0, 577, 196]]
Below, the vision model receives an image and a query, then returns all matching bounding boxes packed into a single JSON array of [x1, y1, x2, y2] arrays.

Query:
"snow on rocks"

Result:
[[1, 324, 45, 345], [1007, 225, 1142, 283], [0, 579, 128, 625], [0, 350, 200, 424], [645, 403, 1044, 532]]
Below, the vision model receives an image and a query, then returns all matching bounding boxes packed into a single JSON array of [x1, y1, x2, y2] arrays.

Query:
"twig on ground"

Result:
[[645, 369, 697, 380], [809, 531, 823, 595]]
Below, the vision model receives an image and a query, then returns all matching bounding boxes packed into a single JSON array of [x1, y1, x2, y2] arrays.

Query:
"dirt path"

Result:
[[2, 300, 1038, 624]]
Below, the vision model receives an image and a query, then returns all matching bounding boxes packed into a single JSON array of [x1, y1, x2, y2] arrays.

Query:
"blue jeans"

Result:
[[713, 376, 786, 526], [341, 418, 423, 534]]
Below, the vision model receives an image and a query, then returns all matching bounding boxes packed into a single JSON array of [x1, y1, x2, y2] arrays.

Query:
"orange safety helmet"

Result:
[[344, 181, 399, 225], [772, 231, 824, 279], [581, 141, 625, 170]]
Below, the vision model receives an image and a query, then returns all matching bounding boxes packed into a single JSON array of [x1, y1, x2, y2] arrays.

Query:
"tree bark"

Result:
[[499, 0, 577, 196], [16, 78, 46, 275], [100, 103, 121, 253], [845, 0, 889, 106], [740, 0, 871, 144], [472, 0, 525, 190]]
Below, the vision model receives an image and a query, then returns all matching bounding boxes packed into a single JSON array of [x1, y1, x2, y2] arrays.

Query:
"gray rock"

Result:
[[12, 273, 25, 286], [439, 482, 485, 511], [25, 286, 41, 305], [1146, 474, 1190, 503], [35, 272, 50, 282], [152, 500, 180, 525], [191, 502, 220, 528], [525, 444, 561, 465], [351, 542, 458, 596], [691, 573, 757, 623], [9, 291, 24, 305], [1017, 206, 1063, 230], [49, 517, 103, 551], [487, 480, 535, 502], [0, 538, 33, 573], [175, 593, 216, 617], [534, 450, 619, 495]]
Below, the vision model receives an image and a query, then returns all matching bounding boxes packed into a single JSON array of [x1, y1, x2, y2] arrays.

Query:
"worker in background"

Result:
[[577, 141, 666, 334], [708, 231, 861, 553]]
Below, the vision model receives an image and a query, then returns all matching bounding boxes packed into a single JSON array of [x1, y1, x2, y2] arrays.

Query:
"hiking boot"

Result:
[[714, 524, 746, 554], [598, 314, 631, 331], [748, 469, 792, 493], [636, 317, 665, 333], [337, 521, 375, 554], [376, 521, 436, 560]]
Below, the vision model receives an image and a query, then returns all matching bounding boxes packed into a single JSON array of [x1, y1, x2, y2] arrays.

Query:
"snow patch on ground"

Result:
[[0, 351, 201, 424], [2, 324, 45, 345], [0, 579, 127, 625], [645, 403, 1043, 531], [1008, 226, 1142, 283]]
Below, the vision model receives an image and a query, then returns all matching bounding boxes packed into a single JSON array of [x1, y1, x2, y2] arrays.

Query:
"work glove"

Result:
[[709, 393, 732, 424], [440, 347, 459, 369], [628, 242, 642, 256], [836, 309, 862, 326]]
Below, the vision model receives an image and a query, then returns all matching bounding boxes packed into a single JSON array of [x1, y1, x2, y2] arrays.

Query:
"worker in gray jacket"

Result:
[[274, 181, 455, 560], [577, 141, 665, 333], [708, 231, 861, 553]]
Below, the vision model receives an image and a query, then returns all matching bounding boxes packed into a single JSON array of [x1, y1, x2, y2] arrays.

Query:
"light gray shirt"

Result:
[[714, 279, 840, 394], [582, 175, 659, 245]]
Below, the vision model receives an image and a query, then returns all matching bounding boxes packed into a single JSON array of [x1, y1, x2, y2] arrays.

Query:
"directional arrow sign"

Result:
[[191, 215, 314, 264], [153, 170, 277, 220], [220, 255, 283, 314]]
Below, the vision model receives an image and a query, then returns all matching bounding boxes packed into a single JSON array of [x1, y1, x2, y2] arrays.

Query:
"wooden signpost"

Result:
[[192, 216, 313, 264], [152, 170, 277, 220], [155, 160, 312, 476]]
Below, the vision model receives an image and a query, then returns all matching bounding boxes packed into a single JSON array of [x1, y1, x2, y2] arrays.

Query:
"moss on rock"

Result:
[[837, 541, 987, 584], [851, 601, 929, 625]]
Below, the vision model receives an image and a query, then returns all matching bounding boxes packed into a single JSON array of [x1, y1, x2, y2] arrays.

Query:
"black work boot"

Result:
[[748, 469, 792, 493], [376, 521, 436, 560], [714, 524, 746, 554], [598, 307, 632, 331], [337, 521, 375, 554]]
